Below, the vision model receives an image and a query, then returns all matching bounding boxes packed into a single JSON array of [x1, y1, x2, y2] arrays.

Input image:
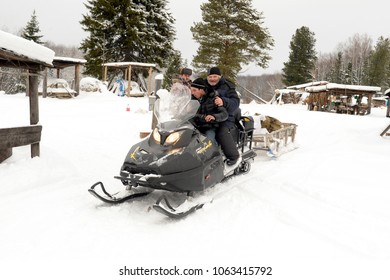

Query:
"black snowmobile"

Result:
[[88, 86, 257, 218]]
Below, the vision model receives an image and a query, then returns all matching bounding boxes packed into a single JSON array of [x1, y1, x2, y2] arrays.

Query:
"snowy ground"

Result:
[[1, 90, 390, 279]]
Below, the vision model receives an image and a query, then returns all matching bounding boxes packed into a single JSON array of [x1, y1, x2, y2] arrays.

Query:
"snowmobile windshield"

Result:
[[154, 84, 199, 127]]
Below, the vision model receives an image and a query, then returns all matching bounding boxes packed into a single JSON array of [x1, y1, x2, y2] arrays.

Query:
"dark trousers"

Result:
[[216, 124, 239, 161]]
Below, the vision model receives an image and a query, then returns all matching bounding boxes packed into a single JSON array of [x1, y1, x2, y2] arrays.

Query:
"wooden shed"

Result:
[[47, 56, 86, 96], [102, 62, 156, 97], [0, 30, 54, 163], [305, 83, 381, 115]]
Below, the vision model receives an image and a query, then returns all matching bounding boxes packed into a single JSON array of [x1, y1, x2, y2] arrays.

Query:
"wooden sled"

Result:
[[252, 122, 298, 157]]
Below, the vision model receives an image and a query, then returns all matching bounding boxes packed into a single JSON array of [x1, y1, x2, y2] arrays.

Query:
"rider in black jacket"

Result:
[[191, 78, 228, 145], [205, 67, 240, 165]]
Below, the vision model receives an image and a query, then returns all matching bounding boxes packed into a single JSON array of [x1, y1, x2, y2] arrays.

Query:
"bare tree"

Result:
[[315, 34, 373, 84], [342, 34, 372, 84]]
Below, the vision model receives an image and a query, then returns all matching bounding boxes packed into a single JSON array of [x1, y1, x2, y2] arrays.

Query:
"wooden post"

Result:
[[367, 94, 372, 115], [25, 69, 29, 97], [75, 64, 80, 96], [56, 68, 60, 78], [127, 65, 132, 96], [147, 67, 153, 96], [29, 71, 40, 158], [387, 99, 390, 118], [43, 68, 48, 98], [103, 66, 107, 82]]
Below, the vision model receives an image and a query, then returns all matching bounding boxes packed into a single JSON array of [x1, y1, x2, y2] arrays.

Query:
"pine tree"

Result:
[[163, 50, 184, 90], [21, 10, 44, 44], [190, 0, 274, 82], [80, 0, 176, 78], [365, 36, 390, 88], [282, 26, 317, 86], [333, 52, 343, 83]]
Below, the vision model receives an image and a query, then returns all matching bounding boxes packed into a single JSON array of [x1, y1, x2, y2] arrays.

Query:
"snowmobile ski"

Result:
[[153, 159, 253, 218], [153, 195, 208, 219], [88, 181, 151, 204]]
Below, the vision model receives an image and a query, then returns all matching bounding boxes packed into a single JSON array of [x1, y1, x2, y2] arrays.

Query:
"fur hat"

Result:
[[191, 78, 206, 89], [180, 67, 192, 75], [208, 67, 221, 76]]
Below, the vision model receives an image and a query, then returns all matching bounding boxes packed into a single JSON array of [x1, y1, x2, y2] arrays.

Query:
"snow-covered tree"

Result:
[[80, 0, 176, 78], [191, 0, 274, 82], [21, 10, 44, 45], [282, 26, 317, 86]]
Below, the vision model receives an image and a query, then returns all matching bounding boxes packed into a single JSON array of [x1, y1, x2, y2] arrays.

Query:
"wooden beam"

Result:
[[103, 66, 107, 81], [147, 67, 152, 96], [29, 71, 40, 158], [0, 126, 42, 149], [0, 148, 12, 163], [367, 94, 372, 114], [43, 68, 48, 98], [387, 102, 390, 118], [0, 59, 47, 71], [75, 64, 81, 96], [127, 65, 132, 97], [0, 125, 42, 163]]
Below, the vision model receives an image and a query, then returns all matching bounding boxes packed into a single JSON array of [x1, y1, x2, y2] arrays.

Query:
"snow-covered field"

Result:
[[1, 90, 390, 280]]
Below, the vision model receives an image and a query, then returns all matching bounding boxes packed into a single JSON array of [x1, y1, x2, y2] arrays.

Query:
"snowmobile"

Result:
[[88, 85, 257, 218]]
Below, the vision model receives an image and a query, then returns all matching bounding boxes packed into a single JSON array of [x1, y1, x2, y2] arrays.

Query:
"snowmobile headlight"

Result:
[[165, 131, 183, 145], [152, 128, 184, 145]]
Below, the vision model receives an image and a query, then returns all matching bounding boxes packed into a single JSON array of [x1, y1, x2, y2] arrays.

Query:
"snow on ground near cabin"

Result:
[[1, 91, 390, 279]]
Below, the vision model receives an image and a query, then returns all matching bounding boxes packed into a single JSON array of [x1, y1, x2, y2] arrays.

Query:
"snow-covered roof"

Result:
[[305, 83, 381, 93], [0, 30, 54, 66], [54, 56, 86, 64], [287, 81, 328, 90], [102, 62, 156, 68]]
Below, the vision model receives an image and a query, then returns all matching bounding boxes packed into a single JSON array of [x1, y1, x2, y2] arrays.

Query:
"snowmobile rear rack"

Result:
[[88, 181, 151, 204]]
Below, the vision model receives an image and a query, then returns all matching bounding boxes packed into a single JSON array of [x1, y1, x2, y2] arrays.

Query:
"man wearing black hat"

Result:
[[191, 78, 228, 145], [206, 67, 240, 166]]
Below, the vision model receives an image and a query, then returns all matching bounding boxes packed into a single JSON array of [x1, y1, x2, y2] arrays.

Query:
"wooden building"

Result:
[[102, 62, 156, 97], [305, 83, 381, 115], [49, 56, 86, 96], [0, 30, 54, 163]]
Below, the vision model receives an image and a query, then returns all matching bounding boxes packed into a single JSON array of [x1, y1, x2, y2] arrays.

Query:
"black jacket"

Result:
[[206, 77, 240, 124], [193, 92, 228, 131]]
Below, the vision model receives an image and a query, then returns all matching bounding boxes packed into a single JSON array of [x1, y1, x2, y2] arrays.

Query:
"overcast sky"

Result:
[[2, 0, 390, 75]]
